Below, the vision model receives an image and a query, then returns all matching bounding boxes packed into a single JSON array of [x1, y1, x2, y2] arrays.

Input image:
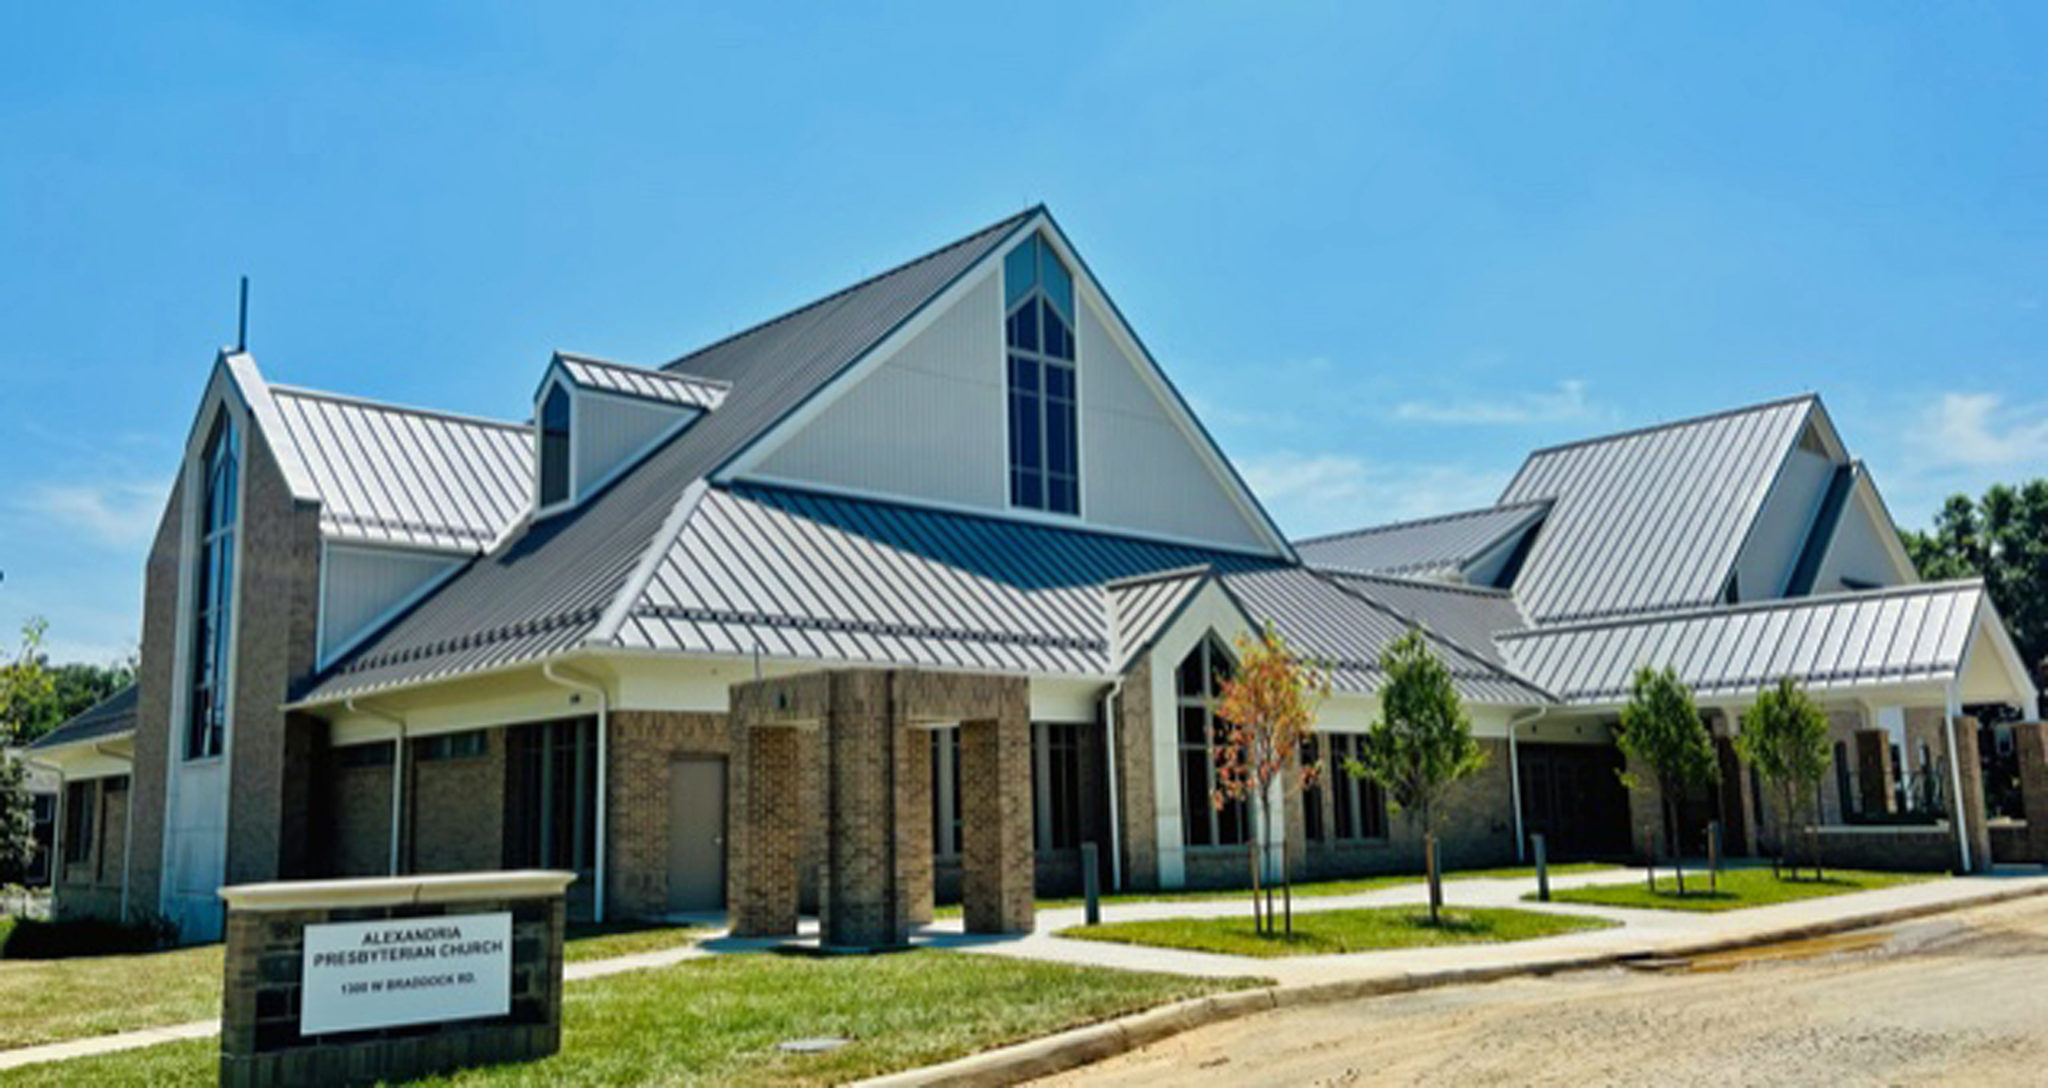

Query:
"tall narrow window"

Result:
[[1032, 722, 1083, 852], [539, 384, 571, 507], [931, 728, 963, 858], [187, 414, 238, 761], [1177, 637, 1247, 847], [1005, 233, 1079, 515], [506, 718, 598, 877]]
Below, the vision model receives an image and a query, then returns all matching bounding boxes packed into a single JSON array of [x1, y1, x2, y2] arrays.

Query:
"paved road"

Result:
[[1046, 893, 2048, 1087]]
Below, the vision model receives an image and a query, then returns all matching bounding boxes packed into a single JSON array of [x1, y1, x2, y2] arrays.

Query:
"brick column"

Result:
[[821, 672, 906, 950], [727, 724, 803, 937], [1949, 713, 1992, 873], [2015, 722, 2048, 863], [1855, 729, 1895, 819], [961, 696, 1034, 935], [1112, 658, 1158, 891], [897, 723, 935, 927]]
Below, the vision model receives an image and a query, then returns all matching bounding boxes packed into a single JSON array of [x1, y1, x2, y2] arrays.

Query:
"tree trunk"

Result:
[[1666, 794, 1685, 895], [1424, 801, 1443, 926], [1247, 822, 1263, 935]]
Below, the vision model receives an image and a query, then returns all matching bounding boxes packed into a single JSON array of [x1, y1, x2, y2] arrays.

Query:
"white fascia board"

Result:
[[220, 350, 320, 503]]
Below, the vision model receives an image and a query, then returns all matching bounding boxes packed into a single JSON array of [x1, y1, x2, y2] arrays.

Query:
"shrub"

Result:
[[0, 915, 179, 959]]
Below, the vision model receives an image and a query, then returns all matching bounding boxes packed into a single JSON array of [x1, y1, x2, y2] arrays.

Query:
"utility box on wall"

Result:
[[216, 870, 574, 1088]]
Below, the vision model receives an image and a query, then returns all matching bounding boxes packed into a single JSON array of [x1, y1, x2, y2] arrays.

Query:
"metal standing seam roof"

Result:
[[1107, 568, 1215, 671], [1499, 395, 1817, 624], [1217, 567, 1551, 704], [1498, 579, 1988, 706], [1295, 501, 1550, 579], [302, 207, 1071, 702], [29, 684, 138, 750], [1319, 571, 1529, 668], [553, 353, 729, 411], [267, 388, 534, 552], [614, 487, 1273, 678]]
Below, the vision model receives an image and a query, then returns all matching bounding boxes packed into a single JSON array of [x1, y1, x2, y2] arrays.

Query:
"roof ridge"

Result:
[[1496, 578, 1985, 641], [1294, 499, 1552, 548], [1519, 393, 1819, 462], [271, 384, 532, 433], [590, 479, 713, 646], [662, 206, 1040, 372], [1321, 569, 1519, 600], [1104, 564, 1215, 592]]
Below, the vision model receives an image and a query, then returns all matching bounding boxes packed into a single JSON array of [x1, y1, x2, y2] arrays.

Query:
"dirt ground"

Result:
[[1044, 893, 2048, 1087]]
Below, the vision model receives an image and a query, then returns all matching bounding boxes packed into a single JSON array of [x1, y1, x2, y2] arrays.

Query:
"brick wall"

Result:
[[605, 711, 730, 919], [121, 475, 186, 925], [328, 755, 393, 878], [53, 777, 131, 922], [408, 732, 506, 874], [1810, 827, 1956, 872]]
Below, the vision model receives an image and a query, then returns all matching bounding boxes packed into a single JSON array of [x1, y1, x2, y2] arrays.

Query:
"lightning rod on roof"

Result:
[[235, 276, 249, 353]]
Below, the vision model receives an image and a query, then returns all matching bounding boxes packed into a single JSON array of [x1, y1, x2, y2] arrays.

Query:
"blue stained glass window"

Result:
[[1005, 231, 1080, 515], [187, 413, 239, 761]]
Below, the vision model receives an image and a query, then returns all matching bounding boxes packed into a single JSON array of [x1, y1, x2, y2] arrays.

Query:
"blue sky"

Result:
[[3, 3, 2045, 663]]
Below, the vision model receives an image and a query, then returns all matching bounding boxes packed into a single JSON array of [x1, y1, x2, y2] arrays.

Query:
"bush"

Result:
[[0, 915, 179, 959]]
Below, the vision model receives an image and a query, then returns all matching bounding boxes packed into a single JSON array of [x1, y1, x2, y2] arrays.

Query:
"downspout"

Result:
[[1944, 681, 1973, 873], [345, 698, 407, 876], [93, 744, 136, 922], [1506, 706, 1548, 863], [544, 662, 610, 923], [1098, 679, 1125, 891]]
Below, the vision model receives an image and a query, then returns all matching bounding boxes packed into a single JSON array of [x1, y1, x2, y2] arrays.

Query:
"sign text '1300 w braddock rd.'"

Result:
[[301, 912, 513, 1035]]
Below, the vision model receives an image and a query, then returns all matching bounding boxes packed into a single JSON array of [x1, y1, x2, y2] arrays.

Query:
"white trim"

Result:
[[734, 473, 1284, 559], [589, 481, 710, 645]]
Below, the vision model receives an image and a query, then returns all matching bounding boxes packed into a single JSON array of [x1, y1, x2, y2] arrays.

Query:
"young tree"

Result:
[[1348, 630, 1486, 925], [1214, 622, 1330, 937], [1615, 666, 1718, 894], [1737, 677, 1832, 880], [0, 620, 54, 884]]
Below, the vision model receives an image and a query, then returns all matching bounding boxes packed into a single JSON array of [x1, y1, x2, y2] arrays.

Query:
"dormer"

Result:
[[533, 352, 728, 517]]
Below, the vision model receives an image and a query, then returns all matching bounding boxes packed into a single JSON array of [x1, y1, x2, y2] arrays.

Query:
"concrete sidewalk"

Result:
[[864, 869, 2048, 1086]]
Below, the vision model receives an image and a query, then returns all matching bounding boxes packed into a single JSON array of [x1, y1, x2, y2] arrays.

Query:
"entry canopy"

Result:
[[1498, 579, 2038, 709]]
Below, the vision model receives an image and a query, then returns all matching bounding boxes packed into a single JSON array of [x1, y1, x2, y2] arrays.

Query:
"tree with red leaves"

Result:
[[1214, 622, 1331, 937]]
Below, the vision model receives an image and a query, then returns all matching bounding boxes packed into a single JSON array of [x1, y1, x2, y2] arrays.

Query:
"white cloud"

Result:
[[1241, 451, 1506, 539], [17, 481, 167, 550], [1914, 393, 2048, 468], [1392, 379, 1603, 426]]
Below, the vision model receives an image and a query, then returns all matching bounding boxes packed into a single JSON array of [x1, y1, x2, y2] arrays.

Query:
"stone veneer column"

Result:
[[1854, 729, 1896, 819], [727, 724, 803, 937], [896, 717, 935, 927], [1949, 713, 1991, 873], [960, 695, 1034, 935], [1112, 658, 1158, 891], [821, 672, 906, 949], [2015, 722, 2048, 864]]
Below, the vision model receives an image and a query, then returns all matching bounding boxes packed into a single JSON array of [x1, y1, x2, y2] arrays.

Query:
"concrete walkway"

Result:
[[913, 866, 2048, 987]]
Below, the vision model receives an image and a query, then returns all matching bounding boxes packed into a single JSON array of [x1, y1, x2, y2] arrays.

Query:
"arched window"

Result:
[[187, 413, 239, 760], [1177, 636, 1247, 847], [1005, 233, 1079, 515], [539, 384, 571, 507]]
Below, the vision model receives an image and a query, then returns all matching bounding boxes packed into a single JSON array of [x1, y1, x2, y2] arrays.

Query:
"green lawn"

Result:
[[0, 921, 703, 1051], [0, 951, 1258, 1086], [933, 862, 1617, 919], [1058, 905, 1615, 958], [1536, 868, 1936, 913]]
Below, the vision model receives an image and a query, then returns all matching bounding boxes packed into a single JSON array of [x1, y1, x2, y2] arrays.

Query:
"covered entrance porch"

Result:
[[726, 669, 1035, 951]]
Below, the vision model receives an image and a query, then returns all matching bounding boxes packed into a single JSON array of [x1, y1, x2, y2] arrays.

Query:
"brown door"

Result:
[[666, 757, 727, 913]]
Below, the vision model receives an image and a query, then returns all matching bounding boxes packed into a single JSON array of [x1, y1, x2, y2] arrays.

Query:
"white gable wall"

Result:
[[575, 392, 696, 503], [319, 544, 464, 667], [1812, 479, 1916, 592], [748, 246, 1273, 553], [1733, 444, 1834, 601]]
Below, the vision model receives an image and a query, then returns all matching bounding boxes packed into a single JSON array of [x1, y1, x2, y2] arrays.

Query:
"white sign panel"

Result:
[[301, 912, 512, 1036]]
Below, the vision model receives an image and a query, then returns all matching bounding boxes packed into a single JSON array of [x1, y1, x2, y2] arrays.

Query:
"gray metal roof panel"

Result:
[[1295, 501, 1550, 579], [1498, 579, 1986, 705], [554, 353, 729, 410], [268, 388, 533, 552], [1218, 568, 1550, 704], [28, 684, 138, 750], [1316, 571, 1529, 667], [1499, 396, 1815, 623]]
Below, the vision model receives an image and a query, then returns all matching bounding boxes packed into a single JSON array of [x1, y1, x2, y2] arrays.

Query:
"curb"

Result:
[[856, 880, 2048, 1087]]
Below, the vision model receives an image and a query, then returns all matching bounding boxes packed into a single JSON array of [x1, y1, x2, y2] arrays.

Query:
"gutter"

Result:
[[543, 662, 610, 923], [1505, 706, 1548, 862], [345, 698, 408, 876]]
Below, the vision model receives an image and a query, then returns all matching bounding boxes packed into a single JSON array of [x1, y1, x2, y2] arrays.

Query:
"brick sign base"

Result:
[[217, 871, 574, 1088]]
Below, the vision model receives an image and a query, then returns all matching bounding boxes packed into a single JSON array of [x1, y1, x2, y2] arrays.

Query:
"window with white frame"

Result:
[[1177, 636, 1248, 848], [1324, 733, 1388, 841], [187, 413, 239, 761], [1005, 232, 1079, 515]]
